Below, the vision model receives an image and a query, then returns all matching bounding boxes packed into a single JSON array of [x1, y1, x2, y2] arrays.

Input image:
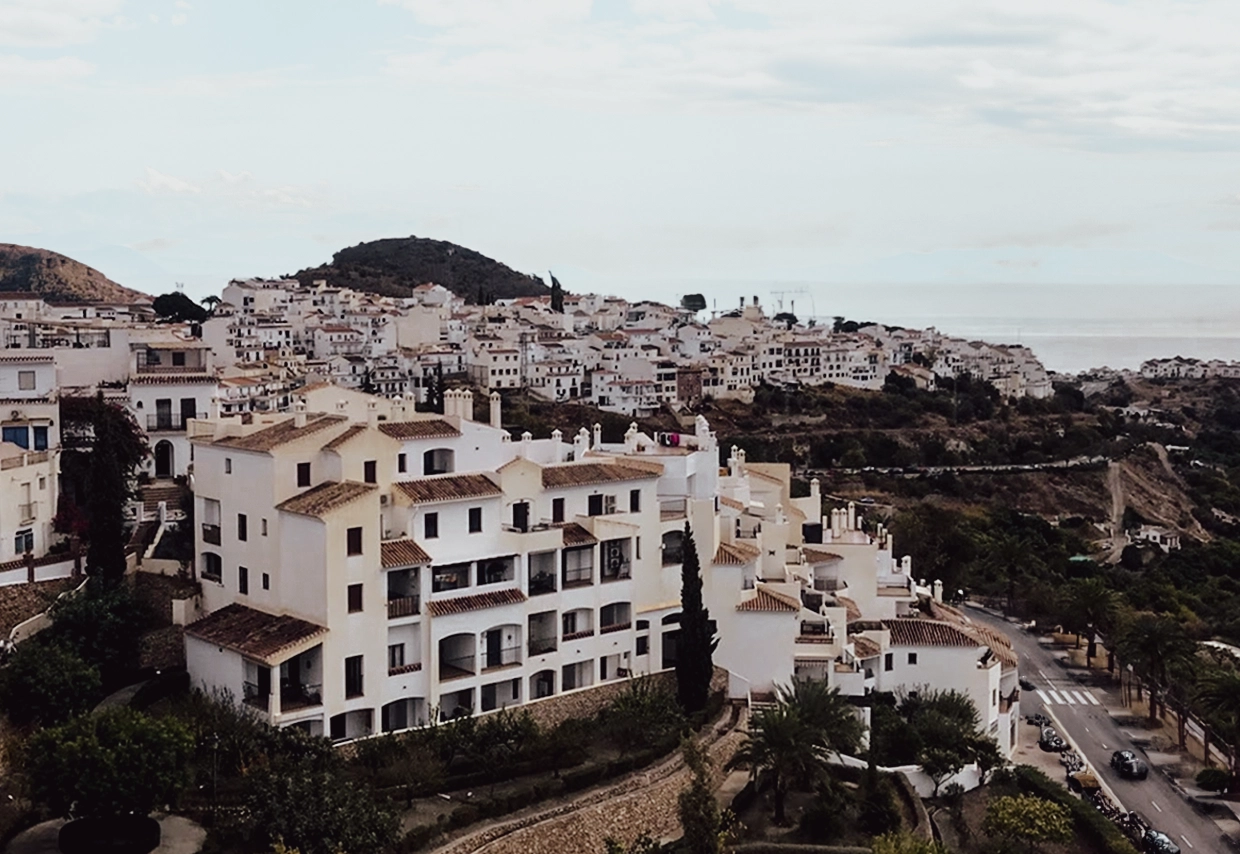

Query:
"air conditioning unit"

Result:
[[379, 494, 389, 506]]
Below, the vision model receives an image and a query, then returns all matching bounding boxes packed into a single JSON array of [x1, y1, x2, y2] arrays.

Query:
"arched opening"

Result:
[[423, 448, 455, 475], [530, 669, 556, 700], [154, 440, 174, 479]]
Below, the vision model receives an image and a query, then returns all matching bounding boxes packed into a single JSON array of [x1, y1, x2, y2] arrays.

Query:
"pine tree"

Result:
[[676, 523, 717, 715]]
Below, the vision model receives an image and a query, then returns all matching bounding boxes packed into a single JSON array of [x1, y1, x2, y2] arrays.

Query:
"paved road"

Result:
[[966, 606, 1230, 854]]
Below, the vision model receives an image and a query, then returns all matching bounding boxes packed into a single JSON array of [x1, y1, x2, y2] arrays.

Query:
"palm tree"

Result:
[[727, 704, 824, 825], [200, 295, 221, 313], [1117, 614, 1196, 723], [776, 680, 863, 756], [1063, 577, 1117, 663], [1194, 669, 1240, 789]]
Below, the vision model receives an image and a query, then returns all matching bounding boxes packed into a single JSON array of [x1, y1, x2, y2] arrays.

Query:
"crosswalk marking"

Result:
[[1063, 691, 1076, 704], [1048, 690, 1064, 704], [1032, 687, 1102, 707], [1084, 691, 1100, 705], [1036, 689, 1051, 704], [1073, 691, 1090, 705]]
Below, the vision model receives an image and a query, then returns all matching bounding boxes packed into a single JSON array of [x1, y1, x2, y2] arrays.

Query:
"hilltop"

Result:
[[291, 235, 551, 303], [0, 244, 149, 304]]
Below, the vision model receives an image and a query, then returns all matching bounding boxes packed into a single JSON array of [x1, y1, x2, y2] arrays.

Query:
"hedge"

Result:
[[1015, 765, 1139, 854]]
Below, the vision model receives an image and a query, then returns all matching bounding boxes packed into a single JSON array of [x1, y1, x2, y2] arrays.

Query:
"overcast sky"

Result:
[[4, 0, 1240, 304]]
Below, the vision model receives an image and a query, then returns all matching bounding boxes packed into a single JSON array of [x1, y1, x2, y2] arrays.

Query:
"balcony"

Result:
[[202, 523, 221, 545], [659, 498, 687, 521], [388, 662, 423, 676], [387, 596, 421, 619], [440, 654, 475, 681], [600, 621, 631, 635], [280, 682, 322, 711], [529, 572, 557, 596], [797, 621, 832, 644], [562, 567, 593, 589], [600, 562, 631, 583], [528, 636, 557, 656], [562, 628, 594, 641], [242, 681, 268, 711], [18, 502, 34, 523], [481, 646, 522, 672], [146, 413, 202, 432]]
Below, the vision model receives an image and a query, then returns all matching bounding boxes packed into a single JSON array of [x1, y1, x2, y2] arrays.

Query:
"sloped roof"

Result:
[[381, 538, 432, 568], [713, 541, 760, 566], [277, 481, 375, 517], [394, 473, 502, 504], [378, 419, 461, 440], [131, 373, 216, 385], [882, 619, 986, 650], [719, 496, 746, 512], [802, 547, 843, 564], [321, 425, 366, 450], [852, 636, 881, 659], [426, 588, 527, 617], [736, 587, 800, 613], [211, 414, 348, 452], [541, 461, 662, 488], [836, 596, 862, 622], [557, 522, 598, 546], [186, 604, 326, 664]]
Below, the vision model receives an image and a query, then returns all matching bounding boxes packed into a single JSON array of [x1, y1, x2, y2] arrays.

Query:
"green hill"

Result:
[[0, 244, 149, 304]]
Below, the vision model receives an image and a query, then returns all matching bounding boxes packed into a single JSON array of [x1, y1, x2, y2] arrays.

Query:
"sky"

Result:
[[4, 0, 1240, 318]]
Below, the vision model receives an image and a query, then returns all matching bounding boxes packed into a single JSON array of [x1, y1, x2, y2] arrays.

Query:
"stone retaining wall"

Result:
[[515, 666, 730, 731]]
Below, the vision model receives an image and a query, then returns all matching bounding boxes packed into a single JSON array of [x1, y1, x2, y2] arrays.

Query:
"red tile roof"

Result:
[[736, 587, 800, 613], [426, 588, 527, 617], [381, 538, 432, 568], [378, 419, 461, 439], [131, 373, 216, 385], [713, 541, 760, 566], [719, 496, 746, 512], [882, 619, 986, 650], [211, 414, 348, 452], [836, 596, 862, 622], [852, 636, 881, 659], [394, 473, 501, 504], [186, 604, 326, 664], [541, 461, 662, 489], [557, 522, 597, 546], [277, 481, 376, 517], [321, 425, 366, 450], [802, 547, 843, 564]]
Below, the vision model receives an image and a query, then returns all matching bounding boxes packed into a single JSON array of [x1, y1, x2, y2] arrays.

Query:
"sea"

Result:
[[770, 283, 1240, 375]]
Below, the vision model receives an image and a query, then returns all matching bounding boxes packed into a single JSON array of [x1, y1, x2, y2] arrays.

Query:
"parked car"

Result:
[[1026, 713, 1050, 727], [1039, 726, 1067, 752], [1019, 677, 1036, 691], [1111, 750, 1150, 780], [1142, 830, 1181, 854]]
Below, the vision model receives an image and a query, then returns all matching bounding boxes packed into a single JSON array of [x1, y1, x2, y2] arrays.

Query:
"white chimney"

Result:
[[810, 477, 821, 504], [573, 427, 590, 460], [209, 396, 220, 419], [460, 389, 474, 421], [293, 400, 306, 428], [521, 431, 533, 458], [933, 579, 944, 604], [489, 392, 502, 429], [367, 399, 378, 429], [592, 422, 602, 450], [624, 422, 639, 453], [551, 429, 564, 463], [847, 501, 856, 531], [830, 508, 842, 539]]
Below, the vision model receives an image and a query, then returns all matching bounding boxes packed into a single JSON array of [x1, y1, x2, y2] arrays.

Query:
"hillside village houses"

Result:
[[1141, 356, 1240, 380], [0, 278, 1030, 772]]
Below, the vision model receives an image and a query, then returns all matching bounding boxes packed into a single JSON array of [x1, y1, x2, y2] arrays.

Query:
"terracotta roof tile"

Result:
[[713, 541, 760, 566], [541, 461, 662, 489], [852, 636, 881, 659], [719, 496, 746, 512], [381, 538, 432, 568], [836, 596, 862, 622], [426, 588, 527, 617], [736, 587, 800, 613], [378, 419, 461, 439], [882, 619, 986, 650], [322, 425, 366, 450], [277, 481, 376, 517], [394, 473, 501, 504], [0, 577, 75, 637], [557, 522, 597, 546], [211, 414, 348, 452], [131, 373, 216, 385], [802, 547, 843, 564], [186, 603, 327, 664]]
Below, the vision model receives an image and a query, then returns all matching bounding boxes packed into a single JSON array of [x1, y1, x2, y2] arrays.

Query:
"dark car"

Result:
[[1039, 726, 1067, 752], [1111, 750, 1149, 780], [1019, 677, 1036, 691], [1142, 830, 1181, 854]]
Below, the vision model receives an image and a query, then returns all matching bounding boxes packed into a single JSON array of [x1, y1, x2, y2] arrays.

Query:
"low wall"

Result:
[[831, 754, 984, 799], [0, 557, 76, 587], [515, 666, 729, 731]]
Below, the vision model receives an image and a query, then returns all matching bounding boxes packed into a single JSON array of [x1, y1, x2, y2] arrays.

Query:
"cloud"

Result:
[[131, 237, 178, 252], [138, 168, 201, 195], [971, 222, 1131, 249], [171, 14, 187, 26], [0, 53, 93, 85], [0, 0, 121, 48]]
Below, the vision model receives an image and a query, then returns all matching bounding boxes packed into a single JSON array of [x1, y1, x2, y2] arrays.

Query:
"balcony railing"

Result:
[[388, 662, 423, 676], [600, 621, 631, 635], [387, 595, 421, 618], [562, 567, 593, 588], [147, 413, 202, 431], [242, 681, 269, 710], [529, 573, 557, 596], [528, 636, 557, 655], [18, 502, 34, 522], [482, 645, 522, 671], [202, 523, 221, 545], [659, 498, 687, 521], [601, 562, 631, 582], [562, 628, 594, 641], [280, 683, 322, 710], [439, 653, 475, 681]]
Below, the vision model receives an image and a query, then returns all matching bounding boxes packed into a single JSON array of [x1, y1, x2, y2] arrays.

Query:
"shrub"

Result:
[[1197, 767, 1231, 793], [0, 640, 101, 727], [1014, 765, 1138, 854]]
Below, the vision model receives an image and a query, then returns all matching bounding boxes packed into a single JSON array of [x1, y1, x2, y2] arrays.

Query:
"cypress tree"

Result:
[[676, 523, 717, 715], [550, 273, 564, 314], [86, 395, 130, 584]]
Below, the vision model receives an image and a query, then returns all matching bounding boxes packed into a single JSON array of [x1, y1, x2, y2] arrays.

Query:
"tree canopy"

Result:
[[0, 640, 101, 727], [676, 523, 717, 715], [152, 291, 209, 323]]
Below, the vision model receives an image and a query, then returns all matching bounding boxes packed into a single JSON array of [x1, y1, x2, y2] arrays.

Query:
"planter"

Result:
[[58, 815, 161, 854]]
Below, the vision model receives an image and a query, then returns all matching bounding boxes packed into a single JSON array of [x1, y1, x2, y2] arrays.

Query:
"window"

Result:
[[347, 527, 363, 556], [297, 462, 311, 487], [588, 494, 603, 516], [388, 644, 405, 669], [2, 426, 27, 449], [603, 495, 616, 514], [345, 655, 364, 698], [364, 460, 377, 484], [17, 370, 34, 390], [202, 552, 222, 582], [347, 583, 363, 612], [32, 426, 47, 451], [636, 536, 642, 560], [262, 572, 270, 590], [552, 498, 564, 524], [424, 512, 439, 539], [237, 514, 247, 541], [171, 351, 186, 367], [239, 566, 249, 595], [225, 458, 232, 474], [636, 635, 649, 655], [908, 652, 918, 665], [261, 518, 268, 537], [992, 690, 998, 707], [629, 489, 641, 512], [13, 529, 32, 555], [468, 507, 482, 533], [398, 453, 407, 473], [884, 653, 894, 672]]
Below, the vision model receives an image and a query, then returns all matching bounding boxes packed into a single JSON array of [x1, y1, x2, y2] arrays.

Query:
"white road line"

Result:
[[1063, 691, 1076, 704], [1151, 799, 1162, 813], [1085, 691, 1100, 705], [1181, 834, 1194, 849], [1072, 691, 1089, 705], [1038, 669, 1048, 680], [1036, 690, 1051, 704], [1048, 690, 1064, 704]]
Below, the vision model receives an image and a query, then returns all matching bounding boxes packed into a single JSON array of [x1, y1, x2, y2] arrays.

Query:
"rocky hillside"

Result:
[[292, 236, 550, 303], [0, 244, 149, 304]]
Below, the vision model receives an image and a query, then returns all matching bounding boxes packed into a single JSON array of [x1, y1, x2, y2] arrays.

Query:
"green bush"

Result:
[[446, 805, 480, 830], [1014, 766, 1138, 854], [1196, 767, 1231, 793], [0, 640, 101, 727]]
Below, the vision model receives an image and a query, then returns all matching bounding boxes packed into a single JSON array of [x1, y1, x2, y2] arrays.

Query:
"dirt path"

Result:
[[430, 711, 745, 854], [1106, 461, 1125, 562]]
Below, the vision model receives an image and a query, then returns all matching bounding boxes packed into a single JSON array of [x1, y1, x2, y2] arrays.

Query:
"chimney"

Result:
[[728, 445, 739, 476], [831, 508, 842, 539], [551, 429, 564, 463], [847, 501, 856, 531], [490, 392, 502, 429], [336, 399, 348, 417], [624, 422, 638, 453], [293, 400, 306, 428], [367, 399, 378, 429], [460, 389, 474, 421], [810, 477, 821, 504], [209, 396, 220, 419], [933, 579, 944, 604], [521, 431, 533, 458], [592, 422, 602, 450], [573, 427, 590, 460]]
